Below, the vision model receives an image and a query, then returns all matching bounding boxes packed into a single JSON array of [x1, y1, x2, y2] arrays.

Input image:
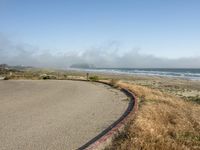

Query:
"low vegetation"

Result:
[[106, 81, 200, 150], [109, 79, 119, 87], [0, 68, 88, 80], [187, 95, 200, 104], [3, 76, 10, 80], [89, 76, 99, 81]]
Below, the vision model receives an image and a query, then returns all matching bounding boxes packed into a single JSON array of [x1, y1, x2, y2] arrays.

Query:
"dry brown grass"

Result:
[[106, 82, 200, 150]]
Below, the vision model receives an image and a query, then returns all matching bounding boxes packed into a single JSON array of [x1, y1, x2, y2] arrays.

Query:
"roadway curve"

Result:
[[0, 80, 128, 150]]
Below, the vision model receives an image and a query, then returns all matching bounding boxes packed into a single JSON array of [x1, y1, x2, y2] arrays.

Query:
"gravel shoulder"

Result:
[[0, 80, 128, 150]]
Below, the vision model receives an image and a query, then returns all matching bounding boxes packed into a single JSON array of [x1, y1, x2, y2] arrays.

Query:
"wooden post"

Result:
[[86, 73, 89, 80], [57, 72, 59, 79]]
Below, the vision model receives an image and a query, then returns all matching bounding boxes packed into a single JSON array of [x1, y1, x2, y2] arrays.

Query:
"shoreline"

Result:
[[1, 67, 200, 100], [67, 68, 200, 81]]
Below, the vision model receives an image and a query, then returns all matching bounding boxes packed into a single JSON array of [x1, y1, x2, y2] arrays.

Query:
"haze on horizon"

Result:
[[0, 0, 200, 68]]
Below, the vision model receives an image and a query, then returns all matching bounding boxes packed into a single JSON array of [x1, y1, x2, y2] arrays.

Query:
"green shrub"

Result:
[[188, 95, 200, 104], [64, 74, 68, 79], [42, 76, 50, 80], [4, 76, 10, 80], [89, 76, 99, 82]]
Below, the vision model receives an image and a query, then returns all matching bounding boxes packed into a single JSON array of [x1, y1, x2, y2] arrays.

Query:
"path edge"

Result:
[[77, 81, 138, 150]]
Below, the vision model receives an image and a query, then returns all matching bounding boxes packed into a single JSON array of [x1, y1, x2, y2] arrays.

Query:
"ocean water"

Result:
[[72, 68, 200, 80]]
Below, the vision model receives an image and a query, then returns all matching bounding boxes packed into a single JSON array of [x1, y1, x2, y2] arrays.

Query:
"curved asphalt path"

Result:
[[0, 80, 128, 150]]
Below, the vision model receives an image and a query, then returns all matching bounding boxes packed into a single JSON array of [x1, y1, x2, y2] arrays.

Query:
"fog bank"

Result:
[[0, 34, 200, 68]]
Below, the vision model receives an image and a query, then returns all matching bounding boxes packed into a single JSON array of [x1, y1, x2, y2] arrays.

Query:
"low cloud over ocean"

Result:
[[1, 33, 200, 69]]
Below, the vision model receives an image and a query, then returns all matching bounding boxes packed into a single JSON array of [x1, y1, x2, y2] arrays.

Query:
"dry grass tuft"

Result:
[[109, 79, 120, 87], [106, 82, 200, 150]]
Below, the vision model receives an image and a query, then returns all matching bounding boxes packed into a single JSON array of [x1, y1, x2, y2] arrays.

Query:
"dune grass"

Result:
[[106, 81, 200, 150]]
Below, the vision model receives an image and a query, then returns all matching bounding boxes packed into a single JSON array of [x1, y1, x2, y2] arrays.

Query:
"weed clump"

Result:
[[109, 79, 119, 87], [40, 74, 57, 80], [4, 76, 10, 80], [188, 95, 200, 104], [89, 76, 99, 81]]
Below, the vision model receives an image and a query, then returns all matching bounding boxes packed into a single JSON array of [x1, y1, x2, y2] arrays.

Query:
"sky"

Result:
[[0, 0, 200, 68]]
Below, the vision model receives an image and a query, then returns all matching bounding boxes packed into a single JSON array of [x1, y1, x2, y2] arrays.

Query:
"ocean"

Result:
[[71, 68, 200, 80]]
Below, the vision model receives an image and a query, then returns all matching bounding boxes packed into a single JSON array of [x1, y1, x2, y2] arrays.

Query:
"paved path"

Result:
[[0, 80, 128, 150]]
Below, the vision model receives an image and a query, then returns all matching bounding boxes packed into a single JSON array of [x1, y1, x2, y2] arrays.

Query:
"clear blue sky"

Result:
[[1, 0, 200, 58]]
